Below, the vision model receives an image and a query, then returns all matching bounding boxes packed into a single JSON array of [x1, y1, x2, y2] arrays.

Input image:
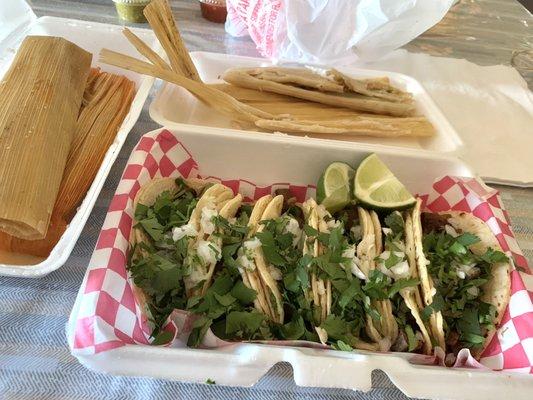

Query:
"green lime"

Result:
[[316, 162, 354, 213], [354, 154, 415, 210]]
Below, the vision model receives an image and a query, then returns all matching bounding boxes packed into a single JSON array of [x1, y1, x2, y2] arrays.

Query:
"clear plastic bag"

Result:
[[226, 0, 455, 64]]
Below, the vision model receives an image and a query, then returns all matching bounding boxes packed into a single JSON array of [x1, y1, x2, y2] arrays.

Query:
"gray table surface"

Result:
[[1, 0, 532, 399]]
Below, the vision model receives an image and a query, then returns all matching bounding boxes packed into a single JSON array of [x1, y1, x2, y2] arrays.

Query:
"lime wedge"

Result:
[[317, 162, 355, 213], [354, 154, 415, 210]]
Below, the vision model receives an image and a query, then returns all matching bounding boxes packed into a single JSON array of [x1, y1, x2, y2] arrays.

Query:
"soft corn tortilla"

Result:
[[404, 211, 434, 355], [129, 178, 234, 320], [238, 195, 285, 324], [303, 198, 331, 325], [414, 206, 512, 358]]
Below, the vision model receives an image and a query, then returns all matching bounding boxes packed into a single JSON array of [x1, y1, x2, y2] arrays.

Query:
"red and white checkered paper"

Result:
[[72, 129, 533, 374]]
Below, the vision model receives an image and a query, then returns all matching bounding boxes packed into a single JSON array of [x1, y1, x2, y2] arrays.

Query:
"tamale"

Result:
[[0, 68, 136, 259], [0, 36, 92, 240]]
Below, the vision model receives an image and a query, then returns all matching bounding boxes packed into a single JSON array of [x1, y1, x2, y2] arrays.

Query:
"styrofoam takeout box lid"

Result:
[[68, 126, 533, 400], [149, 51, 463, 155], [0, 4, 157, 277]]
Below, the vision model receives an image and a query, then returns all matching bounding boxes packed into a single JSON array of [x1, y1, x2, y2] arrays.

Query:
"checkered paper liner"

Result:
[[71, 129, 533, 374]]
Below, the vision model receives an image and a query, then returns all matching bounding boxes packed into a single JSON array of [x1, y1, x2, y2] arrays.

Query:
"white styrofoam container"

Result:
[[0, 5, 156, 277], [69, 126, 532, 400], [150, 51, 463, 154]]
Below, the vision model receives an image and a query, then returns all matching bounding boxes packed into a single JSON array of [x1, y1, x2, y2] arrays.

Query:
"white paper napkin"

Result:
[[355, 50, 533, 187]]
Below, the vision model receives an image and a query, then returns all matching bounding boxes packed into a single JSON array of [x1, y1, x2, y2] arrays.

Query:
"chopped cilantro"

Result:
[[151, 330, 174, 346], [332, 340, 353, 352], [280, 316, 306, 340], [423, 228, 507, 349], [226, 311, 265, 336], [230, 281, 257, 304], [384, 212, 404, 235], [405, 325, 418, 352]]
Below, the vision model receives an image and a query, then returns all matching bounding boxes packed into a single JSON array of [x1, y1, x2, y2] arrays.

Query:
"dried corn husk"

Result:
[[212, 84, 434, 137], [0, 68, 136, 258], [0, 36, 92, 240], [143, 0, 200, 81], [100, 49, 273, 122]]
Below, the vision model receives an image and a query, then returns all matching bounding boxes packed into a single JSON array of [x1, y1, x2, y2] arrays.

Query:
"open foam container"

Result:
[[68, 126, 533, 400], [150, 51, 463, 154], [0, 0, 157, 277]]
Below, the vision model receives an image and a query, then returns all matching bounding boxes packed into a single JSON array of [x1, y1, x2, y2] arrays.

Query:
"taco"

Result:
[[235, 195, 286, 324], [129, 178, 244, 334], [413, 200, 511, 360], [346, 206, 436, 353], [302, 198, 332, 325], [299, 199, 380, 351], [181, 183, 242, 297]]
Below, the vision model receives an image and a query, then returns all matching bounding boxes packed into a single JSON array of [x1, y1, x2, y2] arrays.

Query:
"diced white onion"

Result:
[[197, 240, 221, 266], [326, 218, 341, 230], [284, 217, 302, 246], [351, 225, 362, 241], [172, 224, 198, 242], [390, 260, 410, 279], [455, 263, 478, 279], [342, 245, 366, 280], [445, 224, 459, 237], [244, 237, 262, 252], [200, 207, 218, 235], [269, 266, 282, 281], [382, 227, 392, 236]]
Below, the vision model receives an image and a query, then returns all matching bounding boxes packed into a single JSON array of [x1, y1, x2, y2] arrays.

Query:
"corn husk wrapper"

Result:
[[0, 68, 136, 258], [0, 36, 92, 240]]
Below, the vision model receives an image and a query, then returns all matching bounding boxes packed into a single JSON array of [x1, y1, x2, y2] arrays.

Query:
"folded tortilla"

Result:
[[413, 205, 511, 359], [302, 199, 332, 326], [237, 195, 285, 324]]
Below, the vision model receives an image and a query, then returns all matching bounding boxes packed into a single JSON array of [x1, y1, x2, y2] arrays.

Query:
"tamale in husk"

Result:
[[0, 68, 136, 259], [0, 36, 92, 240]]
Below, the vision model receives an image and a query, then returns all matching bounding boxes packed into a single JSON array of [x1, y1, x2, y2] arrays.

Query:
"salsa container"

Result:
[[68, 126, 533, 400], [0, 1, 157, 277]]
